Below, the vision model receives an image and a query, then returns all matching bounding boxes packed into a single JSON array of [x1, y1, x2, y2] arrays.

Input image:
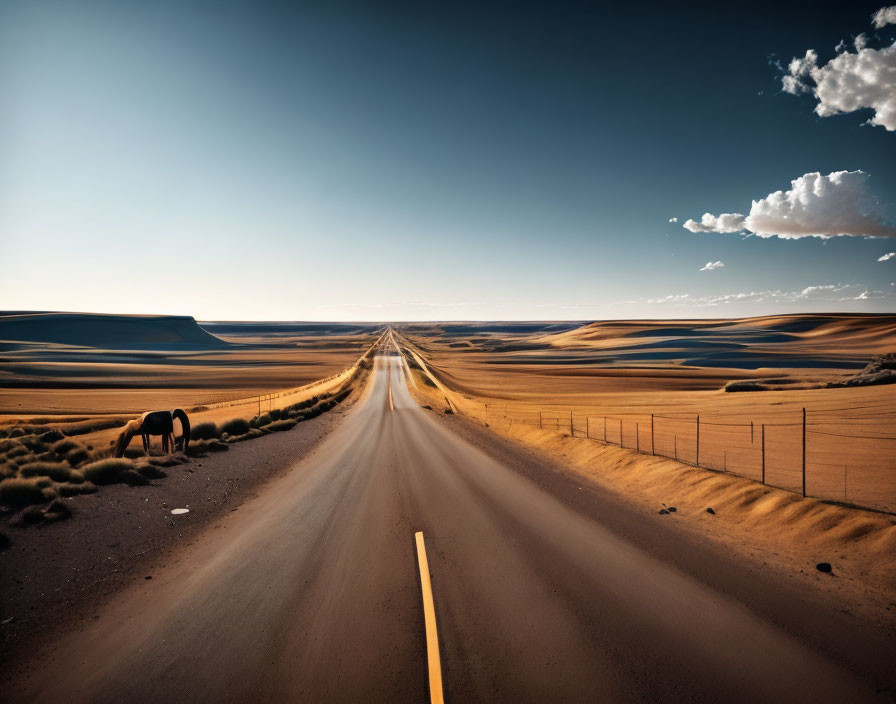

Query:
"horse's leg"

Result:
[[162, 433, 169, 454]]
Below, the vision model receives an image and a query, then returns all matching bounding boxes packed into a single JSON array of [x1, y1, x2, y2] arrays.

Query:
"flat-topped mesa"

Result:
[[0, 312, 228, 350]]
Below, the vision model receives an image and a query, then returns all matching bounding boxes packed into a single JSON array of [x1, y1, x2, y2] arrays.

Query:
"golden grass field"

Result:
[[394, 315, 896, 513], [0, 313, 383, 455]]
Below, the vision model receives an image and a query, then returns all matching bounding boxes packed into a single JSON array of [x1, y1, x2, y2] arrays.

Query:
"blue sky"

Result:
[[1, 0, 895, 321]]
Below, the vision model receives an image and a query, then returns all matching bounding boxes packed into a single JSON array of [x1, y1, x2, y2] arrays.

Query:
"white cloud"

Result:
[[683, 213, 747, 234], [781, 7, 896, 131], [613, 283, 891, 308], [668, 217, 678, 223], [683, 170, 896, 238], [872, 5, 896, 28], [879, 251, 896, 261], [699, 260, 725, 271]]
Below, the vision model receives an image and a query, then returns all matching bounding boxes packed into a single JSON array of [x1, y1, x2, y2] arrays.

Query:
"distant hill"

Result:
[[0, 313, 228, 349], [533, 313, 896, 370]]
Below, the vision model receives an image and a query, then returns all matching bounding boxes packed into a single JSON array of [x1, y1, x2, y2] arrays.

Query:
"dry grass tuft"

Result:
[[219, 418, 250, 436], [19, 461, 81, 483], [190, 421, 220, 440], [81, 458, 134, 485], [57, 481, 97, 496], [0, 477, 54, 506]]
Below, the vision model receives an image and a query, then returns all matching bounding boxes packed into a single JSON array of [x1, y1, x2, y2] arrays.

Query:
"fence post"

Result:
[[539, 410, 543, 429], [674, 435, 677, 461], [751, 420, 754, 444], [723, 450, 727, 472], [587, 417, 591, 439], [604, 417, 607, 442], [570, 409, 574, 437], [761, 423, 765, 484], [802, 407, 807, 498], [636, 423, 640, 453], [619, 418, 623, 447], [651, 414, 655, 455], [696, 414, 700, 467]]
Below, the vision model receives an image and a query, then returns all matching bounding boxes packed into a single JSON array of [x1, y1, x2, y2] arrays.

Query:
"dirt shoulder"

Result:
[[0, 395, 357, 674]]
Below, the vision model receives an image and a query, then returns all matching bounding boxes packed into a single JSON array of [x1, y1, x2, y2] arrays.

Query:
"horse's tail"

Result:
[[173, 408, 190, 453], [114, 419, 141, 458]]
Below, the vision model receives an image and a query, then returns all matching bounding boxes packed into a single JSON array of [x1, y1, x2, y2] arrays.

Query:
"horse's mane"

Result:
[[172, 408, 190, 453]]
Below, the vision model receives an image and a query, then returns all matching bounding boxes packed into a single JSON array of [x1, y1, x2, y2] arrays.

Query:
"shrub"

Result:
[[205, 439, 229, 452], [0, 477, 52, 506], [20, 461, 79, 482], [137, 464, 167, 479], [219, 418, 250, 436], [66, 448, 89, 466], [9, 427, 25, 437], [257, 413, 272, 427], [269, 408, 282, 421], [44, 499, 72, 521], [57, 481, 97, 496], [191, 422, 220, 441], [148, 456, 185, 467], [118, 470, 149, 486], [19, 435, 48, 453], [81, 459, 133, 484], [39, 430, 65, 443], [7, 444, 29, 459], [53, 439, 80, 455], [267, 419, 296, 432]]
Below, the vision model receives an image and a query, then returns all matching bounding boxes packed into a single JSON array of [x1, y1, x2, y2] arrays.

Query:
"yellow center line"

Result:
[[415, 531, 444, 704]]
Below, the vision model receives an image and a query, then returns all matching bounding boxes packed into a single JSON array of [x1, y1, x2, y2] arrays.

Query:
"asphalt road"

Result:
[[13, 353, 893, 703]]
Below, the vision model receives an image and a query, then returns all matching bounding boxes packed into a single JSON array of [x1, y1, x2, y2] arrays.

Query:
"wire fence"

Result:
[[185, 334, 386, 415], [480, 402, 896, 514]]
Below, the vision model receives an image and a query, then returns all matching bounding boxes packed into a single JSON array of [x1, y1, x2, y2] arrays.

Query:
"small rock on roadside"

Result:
[[706, 507, 715, 515], [816, 562, 833, 574]]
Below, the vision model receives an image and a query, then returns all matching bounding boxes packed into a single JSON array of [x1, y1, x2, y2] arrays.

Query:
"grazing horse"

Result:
[[114, 409, 191, 458]]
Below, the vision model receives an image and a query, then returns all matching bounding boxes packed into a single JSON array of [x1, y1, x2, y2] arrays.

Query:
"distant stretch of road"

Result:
[[16, 346, 893, 703]]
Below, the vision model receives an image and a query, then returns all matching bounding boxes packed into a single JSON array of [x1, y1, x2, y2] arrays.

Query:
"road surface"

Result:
[[13, 352, 893, 703]]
